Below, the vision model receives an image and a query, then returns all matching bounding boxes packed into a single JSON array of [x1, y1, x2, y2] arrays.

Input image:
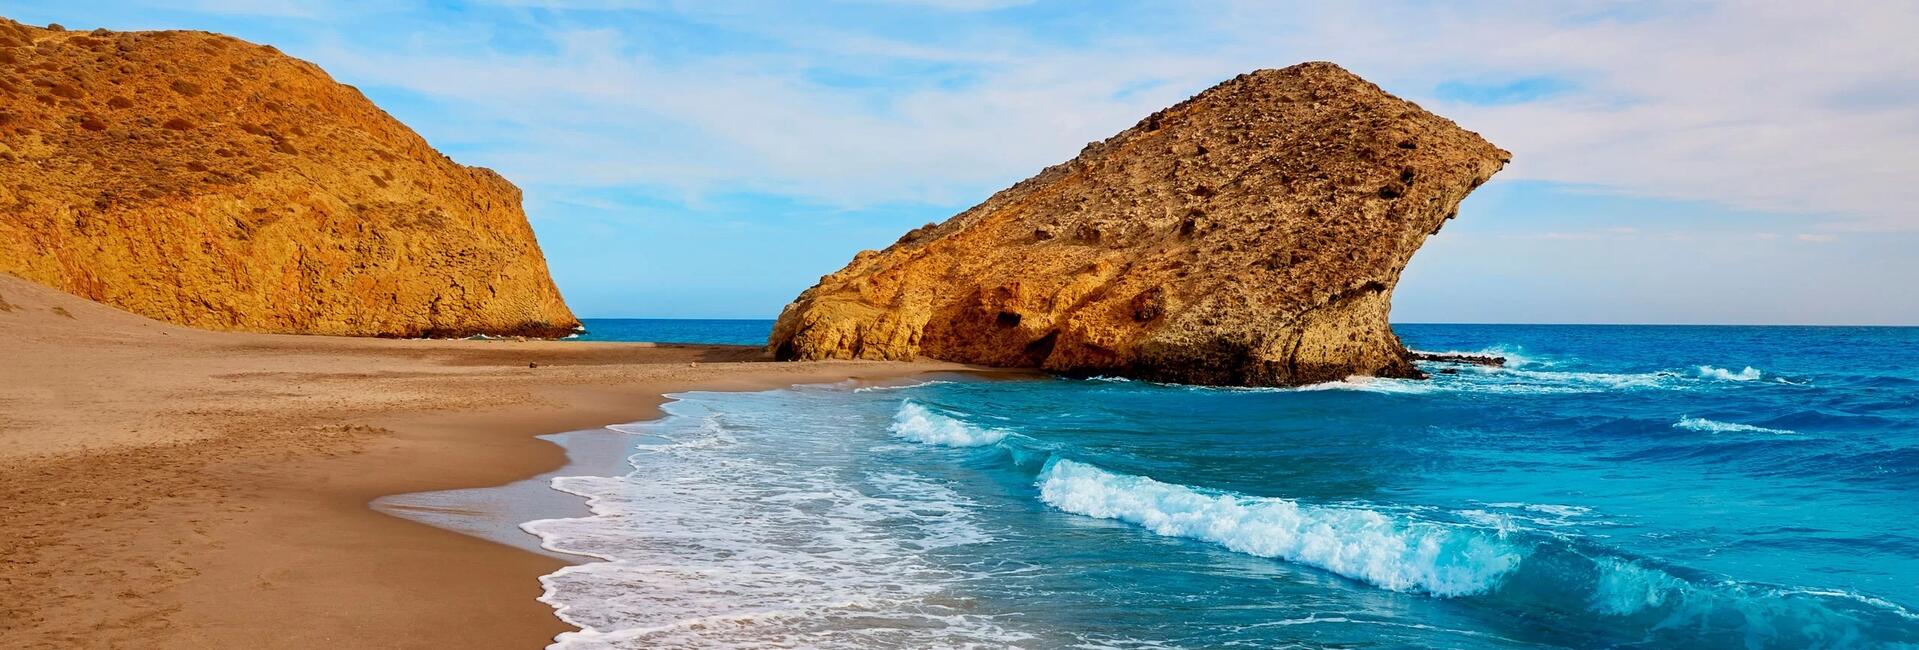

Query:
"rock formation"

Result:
[[769, 62, 1508, 386], [0, 18, 578, 338]]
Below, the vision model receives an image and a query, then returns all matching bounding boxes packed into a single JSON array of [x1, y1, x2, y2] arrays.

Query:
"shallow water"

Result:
[[528, 325, 1919, 648]]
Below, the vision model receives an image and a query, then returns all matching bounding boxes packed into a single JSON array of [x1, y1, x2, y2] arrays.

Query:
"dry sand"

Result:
[[0, 274, 968, 649]]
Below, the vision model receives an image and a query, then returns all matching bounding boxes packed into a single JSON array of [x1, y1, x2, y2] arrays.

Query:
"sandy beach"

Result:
[[0, 273, 965, 649]]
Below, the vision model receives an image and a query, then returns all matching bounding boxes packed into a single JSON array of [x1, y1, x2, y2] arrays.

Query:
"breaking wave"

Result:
[[1698, 365, 1764, 381], [852, 379, 955, 393], [1674, 416, 1795, 435], [1025, 457, 1917, 645], [879, 407, 1917, 646], [889, 400, 1009, 447], [1035, 458, 1523, 597]]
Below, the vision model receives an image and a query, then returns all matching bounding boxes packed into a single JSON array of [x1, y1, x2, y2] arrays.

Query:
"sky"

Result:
[[12, 1, 1919, 324]]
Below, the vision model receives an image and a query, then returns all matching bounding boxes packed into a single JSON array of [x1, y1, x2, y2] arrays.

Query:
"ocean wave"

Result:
[[1292, 376, 1439, 394], [1462, 502, 1604, 530], [889, 400, 1009, 447], [1674, 416, 1795, 435], [1493, 368, 1672, 392], [1565, 556, 1919, 642], [1035, 458, 1523, 597], [852, 379, 955, 393], [1028, 459, 1919, 644], [1109, 357, 1772, 397], [1697, 365, 1764, 381], [1294, 368, 1674, 396]]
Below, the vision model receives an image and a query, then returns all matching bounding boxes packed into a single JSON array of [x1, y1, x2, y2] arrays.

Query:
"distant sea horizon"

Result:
[[571, 317, 1915, 348]]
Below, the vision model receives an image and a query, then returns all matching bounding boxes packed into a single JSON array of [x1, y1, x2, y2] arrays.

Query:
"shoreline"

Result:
[[0, 274, 971, 649], [376, 373, 981, 565]]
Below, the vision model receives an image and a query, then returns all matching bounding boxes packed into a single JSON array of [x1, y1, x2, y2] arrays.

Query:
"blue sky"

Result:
[[14, 1, 1919, 324]]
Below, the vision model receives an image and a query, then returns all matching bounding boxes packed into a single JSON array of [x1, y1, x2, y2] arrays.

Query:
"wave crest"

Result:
[[853, 379, 955, 393], [1674, 416, 1795, 435], [1035, 459, 1523, 597], [890, 401, 1008, 447], [1697, 365, 1764, 381]]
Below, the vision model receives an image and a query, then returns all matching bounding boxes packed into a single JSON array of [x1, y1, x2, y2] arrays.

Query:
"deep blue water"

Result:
[[572, 318, 773, 345], [531, 324, 1919, 648]]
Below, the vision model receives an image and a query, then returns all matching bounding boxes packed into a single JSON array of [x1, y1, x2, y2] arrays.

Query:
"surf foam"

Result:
[[1697, 365, 1764, 381], [890, 400, 1008, 447], [1035, 458, 1523, 597], [1674, 416, 1795, 435], [527, 395, 1030, 649], [852, 379, 955, 393]]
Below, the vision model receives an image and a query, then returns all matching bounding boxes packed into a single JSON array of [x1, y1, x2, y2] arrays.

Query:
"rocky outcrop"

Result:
[[1410, 351, 1506, 367], [0, 18, 577, 338], [770, 63, 1508, 386]]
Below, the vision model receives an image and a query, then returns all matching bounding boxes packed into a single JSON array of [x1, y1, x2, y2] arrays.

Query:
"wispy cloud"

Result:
[[258, 0, 1919, 230]]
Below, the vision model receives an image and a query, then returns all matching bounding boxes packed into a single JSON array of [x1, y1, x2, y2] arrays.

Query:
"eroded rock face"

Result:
[[770, 62, 1508, 386], [0, 19, 578, 338]]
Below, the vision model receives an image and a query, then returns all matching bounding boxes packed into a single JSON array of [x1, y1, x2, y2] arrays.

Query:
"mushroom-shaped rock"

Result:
[[769, 62, 1508, 386]]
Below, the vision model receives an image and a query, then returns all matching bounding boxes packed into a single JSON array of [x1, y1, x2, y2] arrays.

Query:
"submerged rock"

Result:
[[0, 18, 577, 338], [770, 62, 1508, 386]]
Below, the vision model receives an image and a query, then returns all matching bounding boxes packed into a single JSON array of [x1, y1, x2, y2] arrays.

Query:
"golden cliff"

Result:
[[0, 19, 577, 338], [770, 62, 1508, 386]]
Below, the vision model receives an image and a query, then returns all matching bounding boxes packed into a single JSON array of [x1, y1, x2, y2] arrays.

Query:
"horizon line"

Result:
[[573, 316, 1919, 328]]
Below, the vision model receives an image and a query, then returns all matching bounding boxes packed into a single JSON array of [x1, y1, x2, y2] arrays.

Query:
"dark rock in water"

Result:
[[769, 62, 1509, 387], [1409, 351, 1507, 367]]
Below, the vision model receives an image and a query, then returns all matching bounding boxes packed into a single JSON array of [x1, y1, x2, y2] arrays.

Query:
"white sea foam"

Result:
[[852, 379, 955, 393], [1465, 502, 1602, 530], [1697, 365, 1764, 381], [1496, 368, 1673, 391], [1291, 367, 1675, 396], [527, 395, 1030, 649], [889, 400, 1009, 447], [1035, 459, 1523, 597], [1293, 376, 1441, 394], [1674, 416, 1794, 435]]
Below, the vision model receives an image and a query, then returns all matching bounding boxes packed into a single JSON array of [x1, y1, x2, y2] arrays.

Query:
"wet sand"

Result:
[[0, 274, 965, 649]]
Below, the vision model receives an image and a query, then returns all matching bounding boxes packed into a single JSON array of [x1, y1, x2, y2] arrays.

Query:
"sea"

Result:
[[528, 321, 1919, 649]]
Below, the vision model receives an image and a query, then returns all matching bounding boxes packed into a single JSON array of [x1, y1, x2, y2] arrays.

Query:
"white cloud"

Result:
[[1205, 2, 1919, 230], [297, 1, 1918, 228]]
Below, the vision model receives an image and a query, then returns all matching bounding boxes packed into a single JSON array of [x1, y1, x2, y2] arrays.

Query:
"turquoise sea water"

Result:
[[536, 324, 1919, 648], [572, 318, 774, 345]]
